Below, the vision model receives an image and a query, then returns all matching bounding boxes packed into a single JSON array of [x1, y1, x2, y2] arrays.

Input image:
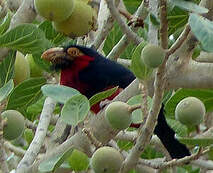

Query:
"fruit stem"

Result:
[[128, 104, 142, 113]]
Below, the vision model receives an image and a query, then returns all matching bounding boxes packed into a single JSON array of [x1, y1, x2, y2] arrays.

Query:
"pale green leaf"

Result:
[[127, 95, 152, 124], [171, 0, 208, 13], [41, 84, 80, 104], [0, 79, 14, 103], [39, 148, 73, 172], [177, 136, 213, 147], [61, 94, 90, 126], [189, 13, 213, 52]]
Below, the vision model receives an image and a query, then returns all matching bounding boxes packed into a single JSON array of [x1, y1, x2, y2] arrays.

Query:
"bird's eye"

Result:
[[67, 47, 80, 57]]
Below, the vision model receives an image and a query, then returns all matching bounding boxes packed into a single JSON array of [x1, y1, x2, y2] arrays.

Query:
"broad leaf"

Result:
[[167, 118, 188, 137], [189, 13, 213, 52], [177, 136, 213, 147], [61, 94, 90, 126], [0, 79, 14, 103], [168, 6, 188, 35], [7, 77, 46, 114], [0, 24, 52, 54], [0, 50, 15, 87], [171, 0, 208, 14], [165, 88, 213, 119], [26, 96, 46, 121], [38, 20, 67, 46], [41, 84, 80, 104], [68, 149, 89, 171], [89, 86, 118, 107], [39, 148, 73, 172], [130, 41, 153, 81], [127, 95, 152, 124], [0, 12, 12, 35]]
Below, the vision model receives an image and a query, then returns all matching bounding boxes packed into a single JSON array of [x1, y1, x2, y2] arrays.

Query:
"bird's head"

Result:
[[41, 45, 95, 70]]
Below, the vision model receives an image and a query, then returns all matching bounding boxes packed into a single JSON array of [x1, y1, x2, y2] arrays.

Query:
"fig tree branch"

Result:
[[107, 0, 149, 60], [159, 0, 168, 49], [91, 0, 115, 50], [0, 115, 9, 173], [106, 0, 142, 45], [4, 141, 26, 157], [16, 97, 56, 173]]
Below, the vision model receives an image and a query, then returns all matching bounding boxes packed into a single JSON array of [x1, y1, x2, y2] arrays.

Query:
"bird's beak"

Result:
[[41, 47, 74, 64]]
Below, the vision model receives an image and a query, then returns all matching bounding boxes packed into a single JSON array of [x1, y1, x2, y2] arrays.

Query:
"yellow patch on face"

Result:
[[67, 47, 84, 59]]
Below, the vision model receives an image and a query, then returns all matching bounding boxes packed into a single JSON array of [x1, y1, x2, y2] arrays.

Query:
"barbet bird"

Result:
[[42, 45, 190, 159]]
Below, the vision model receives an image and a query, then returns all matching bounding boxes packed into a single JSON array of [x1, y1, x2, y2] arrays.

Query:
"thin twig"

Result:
[[167, 25, 190, 56], [106, 0, 142, 45], [159, 0, 168, 49]]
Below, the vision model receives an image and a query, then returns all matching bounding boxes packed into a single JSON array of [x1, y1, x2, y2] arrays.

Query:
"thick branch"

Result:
[[16, 97, 56, 173]]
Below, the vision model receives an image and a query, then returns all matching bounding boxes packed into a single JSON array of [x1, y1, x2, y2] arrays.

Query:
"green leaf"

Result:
[[168, 6, 188, 35], [32, 52, 51, 72], [7, 77, 46, 115], [127, 95, 152, 124], [0, 24, 52, 54], [26, 96, 46, 121], [39, 148, 74, 172], [38, 20, 67, 46], [61, 94, 90, 126], [0, 12, 12, 35], [189, 13, 213, 52], [0, 79, 14, 103], [89, 86, 118, 107], [38, 20, 58, 41], [165, 89, 213, 119], [177, 136, 213, 147], [123, 0, 141, 13], [24, 128, 34, 145], [171, 0, 208, 14], [0, 50, 15, 87], [130, 41, 153, 81], [68, 149, 89, 171], [167, 118, 188, 137], [103, 22, 136, 59], [41, 84, 80, 104], [117, 140, 133, 151]]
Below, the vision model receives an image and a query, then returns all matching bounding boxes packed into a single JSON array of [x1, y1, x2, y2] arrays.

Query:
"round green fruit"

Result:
[[2, 110, 25, 140], [14, 51, 30, 85], [34, 0, 74, 22], [53, 0, 95, 38], [26, 54, 43, 77], [68, 149, 89, 171], [141, 44, 165, 68], [105, 101, 132, 130], [175, 97, 206, 126], [91, 146, 123, 173]]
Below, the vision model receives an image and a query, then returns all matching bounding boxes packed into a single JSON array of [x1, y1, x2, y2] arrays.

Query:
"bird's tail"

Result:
[[154, 105, 191, 159]]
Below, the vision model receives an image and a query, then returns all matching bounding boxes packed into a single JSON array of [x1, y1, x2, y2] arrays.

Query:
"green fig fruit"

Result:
[[91, 146, 123, 173], [175, 97, 206, 127]]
